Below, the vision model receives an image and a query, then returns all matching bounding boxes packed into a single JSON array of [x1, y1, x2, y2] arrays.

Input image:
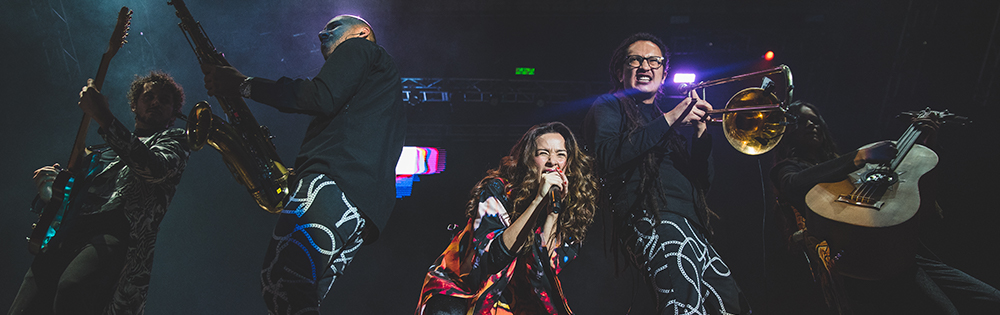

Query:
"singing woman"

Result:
[[416, 122, 598, 315]]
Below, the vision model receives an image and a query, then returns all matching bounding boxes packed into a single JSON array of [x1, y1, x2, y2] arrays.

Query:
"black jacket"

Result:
[[583, 93, 713, 229], [249, 38, 406, 236]]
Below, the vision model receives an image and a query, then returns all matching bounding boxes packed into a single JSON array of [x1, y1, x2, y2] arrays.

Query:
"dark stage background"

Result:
[[2, 0, 998, 314]]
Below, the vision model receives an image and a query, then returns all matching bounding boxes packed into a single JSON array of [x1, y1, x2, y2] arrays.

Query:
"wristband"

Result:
[[239, 76, 254, 98]]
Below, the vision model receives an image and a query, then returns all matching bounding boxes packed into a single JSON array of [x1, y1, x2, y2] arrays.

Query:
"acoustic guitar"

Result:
[[805, 108, 964, 279], [27, 7, 132, 255]]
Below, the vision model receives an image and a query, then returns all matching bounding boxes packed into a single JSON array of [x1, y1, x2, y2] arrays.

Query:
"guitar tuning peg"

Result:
[[895, 110, 917, 120]]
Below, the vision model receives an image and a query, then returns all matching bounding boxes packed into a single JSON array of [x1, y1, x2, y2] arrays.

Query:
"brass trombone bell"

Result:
[[718, 88, 786, 155], [684, 65, 793, 155]]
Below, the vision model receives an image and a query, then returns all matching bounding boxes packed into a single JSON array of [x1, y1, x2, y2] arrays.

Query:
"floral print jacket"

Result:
[[418, 178, 579, 315]]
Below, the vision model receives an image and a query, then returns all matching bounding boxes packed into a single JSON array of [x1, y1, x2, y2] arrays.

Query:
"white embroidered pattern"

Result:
[[632, 216, 732, 315]]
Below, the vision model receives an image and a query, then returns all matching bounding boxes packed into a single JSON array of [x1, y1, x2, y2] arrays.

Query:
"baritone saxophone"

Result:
[[170, 0, 289, 213]]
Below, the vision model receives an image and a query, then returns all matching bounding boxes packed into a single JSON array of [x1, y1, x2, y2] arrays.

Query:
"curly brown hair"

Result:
[[466, 122, 598, 244], [126, 70, 185, 126]]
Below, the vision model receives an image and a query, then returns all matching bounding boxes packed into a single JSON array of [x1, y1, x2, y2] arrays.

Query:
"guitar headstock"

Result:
[[107, 7, 132, 56], [898, 107, 970, 131]]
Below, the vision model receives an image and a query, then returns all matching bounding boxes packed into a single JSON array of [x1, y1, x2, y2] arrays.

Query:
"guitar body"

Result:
[[805, 143, 937, 280], [27, 170, 75, 254]]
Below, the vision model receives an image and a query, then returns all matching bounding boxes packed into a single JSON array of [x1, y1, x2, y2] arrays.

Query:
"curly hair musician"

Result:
[[416, 122, 598, 315], [10, 71, 189, 315]]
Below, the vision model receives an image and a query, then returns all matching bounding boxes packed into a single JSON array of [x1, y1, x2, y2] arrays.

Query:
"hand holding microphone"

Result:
[[540, 166, 567, 214]]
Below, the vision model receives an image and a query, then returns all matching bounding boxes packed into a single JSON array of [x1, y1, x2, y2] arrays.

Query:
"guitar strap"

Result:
[[790, 205, 808, 237], [787, 203, 849, 311]]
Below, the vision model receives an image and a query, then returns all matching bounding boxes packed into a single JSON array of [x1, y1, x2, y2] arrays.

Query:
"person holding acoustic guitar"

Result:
[[769, 100, 1000, 314], [9, 71, 190, 315]]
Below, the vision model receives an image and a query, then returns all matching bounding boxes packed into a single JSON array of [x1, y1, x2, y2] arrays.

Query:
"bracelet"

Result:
[[239, 76, 254, 98]]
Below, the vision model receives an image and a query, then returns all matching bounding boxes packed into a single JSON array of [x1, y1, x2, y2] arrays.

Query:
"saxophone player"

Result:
[[201, 15, 406, 314]]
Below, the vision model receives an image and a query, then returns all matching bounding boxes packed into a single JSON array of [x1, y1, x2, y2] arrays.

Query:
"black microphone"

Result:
[[549, 186, 563, 214]]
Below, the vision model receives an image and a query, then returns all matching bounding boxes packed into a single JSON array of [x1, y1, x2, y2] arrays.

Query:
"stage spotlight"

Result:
[[764, 51, 775, 61], [673, 73, 696, 84]]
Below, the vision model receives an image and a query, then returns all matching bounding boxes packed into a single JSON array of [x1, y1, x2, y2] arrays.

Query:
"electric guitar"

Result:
[[805, 108, 966, 279], [27, 7, 132, 255]]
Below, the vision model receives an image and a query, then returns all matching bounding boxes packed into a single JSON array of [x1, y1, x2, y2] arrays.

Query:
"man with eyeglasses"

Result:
[[583, 33, 746, 314], [201, 14, 405, 314]]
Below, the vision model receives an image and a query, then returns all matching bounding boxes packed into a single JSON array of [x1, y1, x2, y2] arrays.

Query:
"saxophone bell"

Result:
[[185, 101, 290, 213], [186, 101, 212, 151]]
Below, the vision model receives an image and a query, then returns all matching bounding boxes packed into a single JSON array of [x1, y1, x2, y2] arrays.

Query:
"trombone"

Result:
[[680, 65, 794, 155]]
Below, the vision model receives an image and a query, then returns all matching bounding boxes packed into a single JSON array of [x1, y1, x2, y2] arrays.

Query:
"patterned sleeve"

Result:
[[467, 196, 515, 285], [549, 239, 581, 275], [98, 119, 189, 184]]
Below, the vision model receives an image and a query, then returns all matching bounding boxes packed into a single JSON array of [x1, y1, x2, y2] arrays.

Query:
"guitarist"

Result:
[[9, 71, 190, 315], [767, 101, 1000, 314]]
